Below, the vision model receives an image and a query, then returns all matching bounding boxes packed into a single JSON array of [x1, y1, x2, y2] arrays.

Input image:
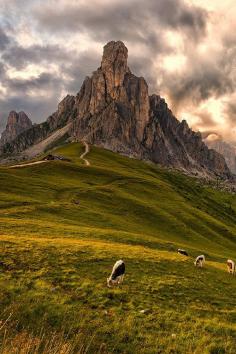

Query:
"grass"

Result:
[[0, 142, 236, 353]]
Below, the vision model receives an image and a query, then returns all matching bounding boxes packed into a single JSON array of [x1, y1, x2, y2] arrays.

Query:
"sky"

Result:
[[0, 0, 235, 143]]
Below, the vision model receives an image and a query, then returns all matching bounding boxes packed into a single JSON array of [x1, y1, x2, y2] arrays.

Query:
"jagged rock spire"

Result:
[[101, 41, 129, 91], [0, 111, 32, 146]]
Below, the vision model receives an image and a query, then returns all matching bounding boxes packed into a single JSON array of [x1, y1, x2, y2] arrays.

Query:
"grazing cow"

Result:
[[227, 259, 235, 275], [194, 255, 205, 267], [177, 248, 188, 256], [107, 260, 125, 288]]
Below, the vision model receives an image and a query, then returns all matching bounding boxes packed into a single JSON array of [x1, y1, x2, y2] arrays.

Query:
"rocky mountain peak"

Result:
[[101, 41, 128, 74], [57, 95, 75, 116], [7, 111, 30, 125], [0, 111, 32, 146], [101, 41, 130, 95]]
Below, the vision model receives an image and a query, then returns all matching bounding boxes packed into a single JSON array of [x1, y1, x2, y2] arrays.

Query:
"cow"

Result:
[[107, 260, 125, 288], [177, 248, 189, 256], [194, 255, 205, 267], [227, 259, 235, 275]]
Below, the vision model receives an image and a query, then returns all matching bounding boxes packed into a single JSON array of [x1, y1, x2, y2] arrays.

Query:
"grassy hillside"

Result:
[[0, 142, 236, 353]]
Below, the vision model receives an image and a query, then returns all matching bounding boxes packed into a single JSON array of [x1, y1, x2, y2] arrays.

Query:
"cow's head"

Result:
[[107, 277, 114, 287]]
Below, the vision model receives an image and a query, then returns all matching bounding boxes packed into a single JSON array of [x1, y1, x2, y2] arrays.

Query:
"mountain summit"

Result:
[[72, 40, 150, 150], [0, 111, 32, 146], [71, 41, 230, 178], [0, 41, 232, 178]]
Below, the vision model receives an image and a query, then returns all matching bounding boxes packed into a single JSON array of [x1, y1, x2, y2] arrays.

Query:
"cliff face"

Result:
[[0, 41, 232, 179], [71, 41, 230, 178], [0, 111, 32, 146], [46, 95, 75, 131], [72, 41, 150, 154], [144, 96, 229, 175], [205, 139, 236, 174]]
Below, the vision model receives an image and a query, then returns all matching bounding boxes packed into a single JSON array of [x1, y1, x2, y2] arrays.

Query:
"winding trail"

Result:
[[80, 141, 90, 166], [9, 160, 48, 169], [9, 139, 90, 168]]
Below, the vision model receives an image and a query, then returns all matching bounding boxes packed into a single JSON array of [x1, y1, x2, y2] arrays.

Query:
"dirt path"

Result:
[[9, 139, 90, 168], [80, 141, 90, 166], [9, 160, 49, 169]]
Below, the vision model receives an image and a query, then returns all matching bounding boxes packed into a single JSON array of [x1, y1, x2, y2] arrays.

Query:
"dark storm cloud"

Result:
[[2, 44, 74, 69], [0, 27, 10, 51], [33, 0, 220, 119], [166, 65, 234, 108], [0, 67, 78, 129], [163, 44, 236, 113], [63, 50, 101, 93], [5, 72, 62, 92], [0, 61, 6, 78], [0, 42, 108, 131], [0, 42, 96, 130], [35, 0, 208, 45]]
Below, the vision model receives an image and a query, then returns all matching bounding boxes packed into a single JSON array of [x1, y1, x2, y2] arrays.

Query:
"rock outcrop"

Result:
[[0, 41, 232, 179], [0, 111, 32, 146], [72, 41, 150, 152], [205, 138, 236, 174]]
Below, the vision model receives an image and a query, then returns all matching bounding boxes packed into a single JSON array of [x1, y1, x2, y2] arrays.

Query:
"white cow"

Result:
[[227, 259, 235, 275], [177, 248, 188, 256], [107, 260, 125, 287], [194, 255, 205, 268]]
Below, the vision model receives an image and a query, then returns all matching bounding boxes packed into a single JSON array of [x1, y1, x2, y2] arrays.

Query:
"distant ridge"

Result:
[[0, 111, 32, 146], [204, 136, 236, 174], [0, 41, 232, 179]]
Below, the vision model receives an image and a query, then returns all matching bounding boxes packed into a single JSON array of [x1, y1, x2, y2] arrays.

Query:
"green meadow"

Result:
[[0, 142, 236, 353]]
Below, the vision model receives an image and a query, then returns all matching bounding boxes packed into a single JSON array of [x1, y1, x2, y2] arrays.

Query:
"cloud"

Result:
[[0, 67, 75, 127], [0, 27, 10, 51], [195, 110, 216, 128], [0, 61, 6, 78], [2, 44, 73, 69], [225, 101, 236, 124], [0, 48, 104, 131], [4, 72, 62, 92], [35, 0, 208, 45], [165, 59, 234, 111]]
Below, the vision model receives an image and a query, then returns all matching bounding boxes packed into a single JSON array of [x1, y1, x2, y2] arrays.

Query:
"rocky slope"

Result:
[[0, 95, 75, 155], [0, 41, 232, 179], [0, 111, 32, 146], [205, 137, 236, 174]]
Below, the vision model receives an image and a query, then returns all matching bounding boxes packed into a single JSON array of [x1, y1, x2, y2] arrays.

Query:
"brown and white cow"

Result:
[[177, 248, 189, 256], [107, 260, 125, 287], [194, 255, 205, 268], [227, 259, 235, 275]]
